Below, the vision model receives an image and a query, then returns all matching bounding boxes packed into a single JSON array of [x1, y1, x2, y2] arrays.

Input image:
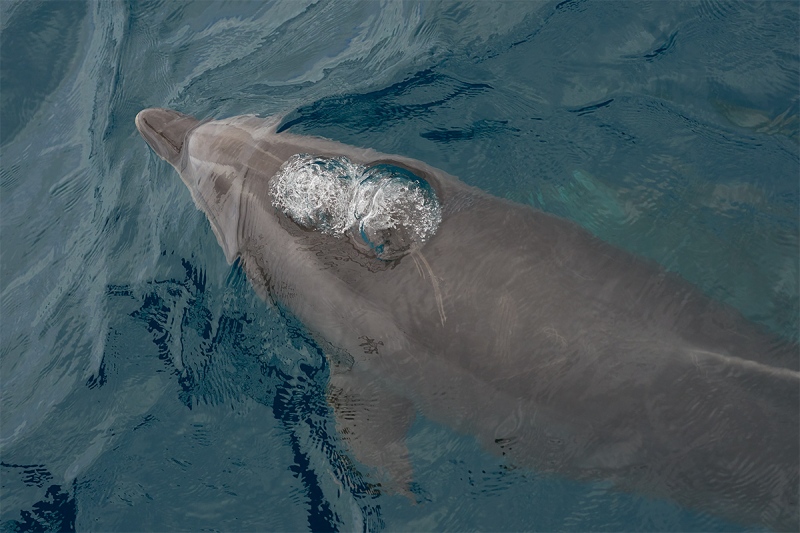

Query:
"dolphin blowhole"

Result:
[[269, 153, 442, 260]]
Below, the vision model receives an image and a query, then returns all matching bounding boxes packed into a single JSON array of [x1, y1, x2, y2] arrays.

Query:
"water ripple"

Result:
[[1, 0, 796, 530]]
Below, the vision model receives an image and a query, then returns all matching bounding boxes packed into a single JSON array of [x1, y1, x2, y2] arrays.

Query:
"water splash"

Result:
[[269, 155, 360, 235], [270, 154, 442, 260]]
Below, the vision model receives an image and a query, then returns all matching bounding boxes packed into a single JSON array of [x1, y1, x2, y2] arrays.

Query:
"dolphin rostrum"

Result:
[[136, 108, 799, 530]]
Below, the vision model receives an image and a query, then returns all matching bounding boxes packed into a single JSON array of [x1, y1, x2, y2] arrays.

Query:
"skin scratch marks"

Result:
[[492, 292, 515, 361], [541, 326, 568, 347], [358, 335, 383, 355]]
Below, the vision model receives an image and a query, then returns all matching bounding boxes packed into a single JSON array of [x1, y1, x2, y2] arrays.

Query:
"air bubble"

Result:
[[270, 154, 442, 260], [269, 154, 360, 235]]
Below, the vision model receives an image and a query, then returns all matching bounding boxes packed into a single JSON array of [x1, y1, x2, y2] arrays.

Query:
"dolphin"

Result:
[[136, 107, 799, 530]]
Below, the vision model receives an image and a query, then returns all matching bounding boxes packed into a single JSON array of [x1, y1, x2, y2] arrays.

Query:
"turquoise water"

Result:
[[1, 1, 797, 531]]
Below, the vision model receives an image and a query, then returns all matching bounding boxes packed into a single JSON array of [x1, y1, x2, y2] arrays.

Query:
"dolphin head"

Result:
[[134, 108, 454, 319], [135, 108, 200, 168], [136, 108, 451, 268]]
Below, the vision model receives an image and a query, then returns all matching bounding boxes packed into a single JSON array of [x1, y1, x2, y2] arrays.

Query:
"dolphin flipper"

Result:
[[327, 371, 416, 496]]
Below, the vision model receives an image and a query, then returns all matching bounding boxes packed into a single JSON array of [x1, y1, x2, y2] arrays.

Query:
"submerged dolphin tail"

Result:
[[135, 108, 200, 167]]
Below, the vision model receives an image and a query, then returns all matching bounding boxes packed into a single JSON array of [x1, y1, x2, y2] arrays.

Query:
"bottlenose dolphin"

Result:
[[136, 107, 799, 530]]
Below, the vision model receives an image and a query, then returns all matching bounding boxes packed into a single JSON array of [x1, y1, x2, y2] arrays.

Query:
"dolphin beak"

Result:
[[135, 108, 200, 167]]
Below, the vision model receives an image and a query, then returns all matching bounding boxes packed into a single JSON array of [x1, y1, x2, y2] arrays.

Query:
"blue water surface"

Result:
[[1, 1, 797, 531]]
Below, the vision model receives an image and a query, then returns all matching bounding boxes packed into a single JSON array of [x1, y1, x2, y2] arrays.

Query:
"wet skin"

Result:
[[137, 108, 799, 531]]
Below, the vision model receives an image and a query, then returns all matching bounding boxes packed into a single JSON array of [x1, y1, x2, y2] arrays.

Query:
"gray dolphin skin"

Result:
[[136, 108, 799, 530]]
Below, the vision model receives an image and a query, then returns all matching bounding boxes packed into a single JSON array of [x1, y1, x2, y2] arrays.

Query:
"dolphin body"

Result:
[[136, 108, 799, 530]]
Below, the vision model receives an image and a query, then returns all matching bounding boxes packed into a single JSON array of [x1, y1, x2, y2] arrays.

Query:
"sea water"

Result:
[[1, 1, 797, 531]]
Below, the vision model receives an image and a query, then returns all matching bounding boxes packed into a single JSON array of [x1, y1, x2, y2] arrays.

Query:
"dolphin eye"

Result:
[[270, 155, 441, 260]]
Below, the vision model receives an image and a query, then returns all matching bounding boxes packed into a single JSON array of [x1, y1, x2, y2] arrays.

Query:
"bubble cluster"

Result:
[[268, 155, 360, 235], [270, 154, 441, 260]]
